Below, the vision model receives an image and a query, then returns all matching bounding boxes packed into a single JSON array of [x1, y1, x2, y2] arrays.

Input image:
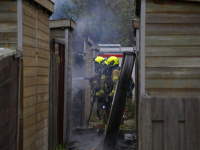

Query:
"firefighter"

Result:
[[93, 56, 106, 131], [96, 60, 113, 130], [106, 56, 120, 98], [107, 56, 128, 136]]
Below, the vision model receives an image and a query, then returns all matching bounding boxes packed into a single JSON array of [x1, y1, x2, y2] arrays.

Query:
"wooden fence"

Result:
[[140, 96, 200, 150]]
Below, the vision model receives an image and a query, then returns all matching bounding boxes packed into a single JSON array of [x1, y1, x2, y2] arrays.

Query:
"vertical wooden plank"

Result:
[[185, 98, 200, 150], [164, 99, 179, 150], [48, 51, 53, 150], [53, 52, 58, 149], [178, 99, 185, 150], [151, 98, 164, 150], [142, 97, 152, 150]]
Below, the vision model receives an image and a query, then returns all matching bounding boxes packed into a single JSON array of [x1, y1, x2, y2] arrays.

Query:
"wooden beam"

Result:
[[34, 0, 54, 13], [146, 13, 200, 24], [147, 1, 200, 13]]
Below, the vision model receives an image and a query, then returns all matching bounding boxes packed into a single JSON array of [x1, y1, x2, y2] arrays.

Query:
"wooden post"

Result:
[[141, 96, 152, 150], [63, 29, 69, 144]]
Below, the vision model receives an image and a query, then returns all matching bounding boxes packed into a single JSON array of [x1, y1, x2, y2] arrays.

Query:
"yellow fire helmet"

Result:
[[107, 56, 119, 66], [94, 56, 105, 66], [104, 60, 108, 66]]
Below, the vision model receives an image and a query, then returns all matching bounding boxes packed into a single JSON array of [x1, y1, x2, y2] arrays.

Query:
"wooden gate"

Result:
[[0, 55, 22, 150], [49, 39, 66, 146], [140, 97, 200, 150]]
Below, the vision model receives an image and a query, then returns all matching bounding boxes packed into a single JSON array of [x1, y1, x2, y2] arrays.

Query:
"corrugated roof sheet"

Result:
[[0, 48, 16, 61]]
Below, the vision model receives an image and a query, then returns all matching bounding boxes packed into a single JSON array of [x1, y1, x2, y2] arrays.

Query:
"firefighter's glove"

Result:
[[109, 90, 115, 97], [96, 90, 105, 97]]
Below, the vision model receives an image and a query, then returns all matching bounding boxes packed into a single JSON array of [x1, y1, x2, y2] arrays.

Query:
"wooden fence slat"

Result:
[[23, 46, 36, 57], [146, 13, 200, 24], [38, 58, 49, 68], [146, 1, 200, 13], [0, 13, 17, 21], [0, 22, 17, 32], [151, 98, 164, 150], [23, 25, 36, 38], [37, 30, 49, 43], [146, 35, 200, 46], [145, 67, 200, 79], [23, 124, 35, 139], [148, 89, 200, 98], [146, 24, 200, 35], [178, 98, 186, 150], [37, 76, 49, 85], [145, 46, 200, 57], [142, 97, 152, 150], [38, 48, 49, 59], [37, 11, 49, 26], [38, 21, 49, 34], [164, 99, 179, 150], [146, 79, 200, 89], [37, 93, 49, 103], [36, 126, 48, 140], [23, 95, 36, 108], [22, 2, 36, 19], [37, 67, 49, 76], [37, 39, 49, 51], [37, 102, 48, 113], [37, 110, 48, 122], [146, 57, 200, 67], [185, 98, 200, 150], [0, 32, 17, 43], [0, 1, 17, 11]]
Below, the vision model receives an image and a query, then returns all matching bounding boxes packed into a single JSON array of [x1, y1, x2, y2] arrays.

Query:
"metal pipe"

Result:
[[83, 41, 86, 59], [17, 0, 22, 149], [35, 8, 38, 150], [140, 0, 146, 96]]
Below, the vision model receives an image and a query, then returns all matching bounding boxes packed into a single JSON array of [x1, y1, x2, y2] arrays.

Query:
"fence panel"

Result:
[[140, 97, 200, 150], [0, 56, 19, 150]]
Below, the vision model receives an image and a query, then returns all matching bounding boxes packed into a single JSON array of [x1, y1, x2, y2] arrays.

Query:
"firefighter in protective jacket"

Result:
[[93, 56, 106, 131], [107, 56, 126, 135], [106, 56, 120, 97]]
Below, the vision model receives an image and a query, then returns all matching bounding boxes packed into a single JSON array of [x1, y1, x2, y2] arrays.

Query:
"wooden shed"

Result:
[[50, 18, 76, 144], [0, 0, 54, 149], [135, 0, 200, 150], [72, 35, 94, 127]]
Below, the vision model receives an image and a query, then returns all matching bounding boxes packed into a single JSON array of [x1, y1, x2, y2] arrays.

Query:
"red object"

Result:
[[93, 124, 100, 128], [132, 133, 137, 141], [99, 54, 123, 58]]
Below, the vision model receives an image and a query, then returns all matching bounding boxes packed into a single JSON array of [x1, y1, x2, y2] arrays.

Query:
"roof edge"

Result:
[[34, 0, 54, 13]]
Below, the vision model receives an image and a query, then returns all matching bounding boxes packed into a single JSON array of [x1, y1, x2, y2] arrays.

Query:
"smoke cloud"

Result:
[[50, 0, 135, 46]]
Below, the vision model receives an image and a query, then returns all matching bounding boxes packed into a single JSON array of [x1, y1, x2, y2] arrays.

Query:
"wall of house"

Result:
[[145, 0, 200, 98], [22, 1, 50, 149], [0, 1, 17, 49]]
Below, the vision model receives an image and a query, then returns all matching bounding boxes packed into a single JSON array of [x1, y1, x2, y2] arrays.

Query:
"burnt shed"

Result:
[[72, 36, 94, 127]]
